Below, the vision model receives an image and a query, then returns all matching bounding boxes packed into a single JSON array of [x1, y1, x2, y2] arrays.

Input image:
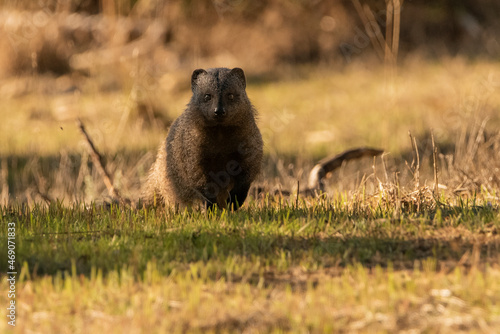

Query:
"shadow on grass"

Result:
[[1, 150, 336, 206], [9, 227, 500, 280], [1, 151, 151, 204]]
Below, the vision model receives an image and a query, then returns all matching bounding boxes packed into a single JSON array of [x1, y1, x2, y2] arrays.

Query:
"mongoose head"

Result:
[[189, 67, 253, 127]]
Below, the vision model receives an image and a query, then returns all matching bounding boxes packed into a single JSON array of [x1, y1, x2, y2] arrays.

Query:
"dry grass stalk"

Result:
[[101, 0, 117, 18], [446, 116, 500, 195], [373, 130, 443, 213], [385, 0, 394, 67], [31, 156, 52, 204], [391, 0, 402, 64], [374, 178, 436, 213], [351, 0, 384, 61], [386, 0, 402, 80], [296, 180, 300, 207], [362, 5, 386, 60], [407, 131, 420, 189], [352, 0, 402, 81], [431, 131, 439, 196], [1, 158, 8, 205]]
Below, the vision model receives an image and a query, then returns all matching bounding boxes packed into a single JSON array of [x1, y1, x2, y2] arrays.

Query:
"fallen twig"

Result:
[[76, 119, 128, 205], [307, 147, 384, 193]]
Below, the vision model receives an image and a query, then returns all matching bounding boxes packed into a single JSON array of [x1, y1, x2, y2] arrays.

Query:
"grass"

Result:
[[1, 57, 500, 332], [2, 57, 500, 204], [2, 58, 500, 158], [1, 197, 500, 333], [4, 199, 498, 277]]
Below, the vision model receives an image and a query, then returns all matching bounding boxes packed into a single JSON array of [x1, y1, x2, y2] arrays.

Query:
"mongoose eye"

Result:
[[204, 94, 212, 102], [227, 93, 234, 101]]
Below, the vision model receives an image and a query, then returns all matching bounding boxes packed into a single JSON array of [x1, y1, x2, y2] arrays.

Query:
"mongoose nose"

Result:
[[214, 108, 226, 117]]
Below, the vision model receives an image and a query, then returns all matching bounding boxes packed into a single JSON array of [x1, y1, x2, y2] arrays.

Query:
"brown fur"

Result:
[[143, 67, 263, 209]]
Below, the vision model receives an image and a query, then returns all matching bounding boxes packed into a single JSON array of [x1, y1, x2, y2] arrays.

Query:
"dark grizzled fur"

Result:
[[144, 67, 263, 210]]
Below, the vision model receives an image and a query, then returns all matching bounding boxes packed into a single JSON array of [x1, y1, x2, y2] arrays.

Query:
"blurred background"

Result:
[[1, 0, 499, 204], [1, 0, 500, 75]]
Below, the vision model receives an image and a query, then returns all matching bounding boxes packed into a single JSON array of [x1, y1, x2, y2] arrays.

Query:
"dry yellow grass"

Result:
[[2, 253, 500, 333], [1, 57, 499, 204]]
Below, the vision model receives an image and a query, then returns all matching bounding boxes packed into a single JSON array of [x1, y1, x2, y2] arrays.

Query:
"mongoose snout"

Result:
[[214, 106, 226, 117]]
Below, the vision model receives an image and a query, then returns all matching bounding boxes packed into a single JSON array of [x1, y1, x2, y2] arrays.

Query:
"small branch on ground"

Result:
[[76, 119, 129, 205], [258, 147, 383, 199], [307, 147, 384, 193]]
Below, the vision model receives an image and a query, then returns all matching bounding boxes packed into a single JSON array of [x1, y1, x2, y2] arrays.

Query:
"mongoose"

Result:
[[144, 67, 263, 210]]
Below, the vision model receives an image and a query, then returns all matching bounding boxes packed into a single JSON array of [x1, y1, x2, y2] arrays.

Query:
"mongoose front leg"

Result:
[[204, 181, 233, 211], [228, 183, 251, 210]]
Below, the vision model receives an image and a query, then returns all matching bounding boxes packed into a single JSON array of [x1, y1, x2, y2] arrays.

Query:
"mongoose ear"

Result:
[[191, 69, 207, 91], [230, 67, 246, 89]]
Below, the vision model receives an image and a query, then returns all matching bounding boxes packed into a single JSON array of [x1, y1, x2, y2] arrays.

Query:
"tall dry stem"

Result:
[[1, 158, 8, 206]]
